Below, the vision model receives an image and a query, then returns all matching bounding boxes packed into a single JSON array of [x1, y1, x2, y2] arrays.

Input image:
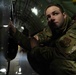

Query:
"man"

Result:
[[9, 3, 76, 75]]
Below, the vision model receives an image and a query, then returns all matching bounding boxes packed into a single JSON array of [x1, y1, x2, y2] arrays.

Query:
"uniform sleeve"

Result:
[[13, 29, 31, 51], [13, 28, 55, 61], [56, 27, 76, 60], [30, 46, 56, 62], [36, 26, 52, 43]]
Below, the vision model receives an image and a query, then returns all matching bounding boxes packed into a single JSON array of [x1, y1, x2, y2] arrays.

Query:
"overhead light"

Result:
[[19, 67, 21, 72], [3, 25, 8, 27], [31, 7, 38, 15], [0, 68, 6, 74], [15, 67, 22, 75], [21, 26, 24, 30]]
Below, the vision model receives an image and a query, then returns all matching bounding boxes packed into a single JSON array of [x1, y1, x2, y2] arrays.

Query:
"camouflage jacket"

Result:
[[13, 16, 76, 75]]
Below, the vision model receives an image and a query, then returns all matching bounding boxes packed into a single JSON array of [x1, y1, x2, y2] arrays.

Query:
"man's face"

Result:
[[45, 6, 67, 29]]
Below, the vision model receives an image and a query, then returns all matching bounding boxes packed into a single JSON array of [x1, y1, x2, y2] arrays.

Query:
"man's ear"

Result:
[[63, 12, 67, 19]]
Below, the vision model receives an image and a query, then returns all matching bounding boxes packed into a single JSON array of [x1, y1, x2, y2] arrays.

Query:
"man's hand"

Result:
[[8, 21, 16, 33], [30, 37, 39, 48]]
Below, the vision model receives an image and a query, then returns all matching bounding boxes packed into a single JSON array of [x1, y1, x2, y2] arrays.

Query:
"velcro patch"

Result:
[[60, 37, 71, 47]]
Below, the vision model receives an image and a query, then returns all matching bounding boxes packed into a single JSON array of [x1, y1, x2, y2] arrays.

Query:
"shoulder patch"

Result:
[[59, 37, 71, 47]]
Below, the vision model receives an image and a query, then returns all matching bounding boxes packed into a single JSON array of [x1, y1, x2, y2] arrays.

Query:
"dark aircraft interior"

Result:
[[0, 0, 76, 75]]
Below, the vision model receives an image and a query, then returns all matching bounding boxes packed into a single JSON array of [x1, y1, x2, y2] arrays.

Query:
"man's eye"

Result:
[[53, 13, 59, 15]]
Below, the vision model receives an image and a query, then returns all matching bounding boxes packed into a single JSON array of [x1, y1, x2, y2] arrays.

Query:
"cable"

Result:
[[6, 60, 10, 75]]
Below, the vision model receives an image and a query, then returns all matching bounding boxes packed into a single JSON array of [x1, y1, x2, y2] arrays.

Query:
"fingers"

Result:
[[8, 20, 13, 27], [8, 20, 16, 33], [34, 35, 39, 40], [30, 37, 38, 48]]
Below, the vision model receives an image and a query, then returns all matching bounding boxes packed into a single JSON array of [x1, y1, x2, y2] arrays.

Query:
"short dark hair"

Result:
[[44, 3, 64, 14]]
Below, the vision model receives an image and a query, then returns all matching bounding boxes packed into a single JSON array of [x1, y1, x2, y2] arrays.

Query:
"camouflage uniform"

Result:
[[35, 26, 52, 42], [13, 16, 76, 75]]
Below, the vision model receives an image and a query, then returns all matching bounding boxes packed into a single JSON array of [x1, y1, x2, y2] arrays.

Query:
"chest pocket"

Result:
[[56, 29, 76, 54]]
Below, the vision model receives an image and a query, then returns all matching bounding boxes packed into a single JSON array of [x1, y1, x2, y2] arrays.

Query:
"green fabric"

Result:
[[13, 29, 31, 51], [13, 16, 76, 75], [59, 15, 71, 32], [36, 26, 52, 43], [56, 22, 76, 60], [28, 16, 76, 75]]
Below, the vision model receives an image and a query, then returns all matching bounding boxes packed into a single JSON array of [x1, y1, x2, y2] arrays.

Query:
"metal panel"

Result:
[[2, 0, 11, 25]]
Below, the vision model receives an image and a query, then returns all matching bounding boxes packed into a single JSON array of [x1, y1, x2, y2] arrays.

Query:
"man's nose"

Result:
[[51, 15, 55, 20]]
